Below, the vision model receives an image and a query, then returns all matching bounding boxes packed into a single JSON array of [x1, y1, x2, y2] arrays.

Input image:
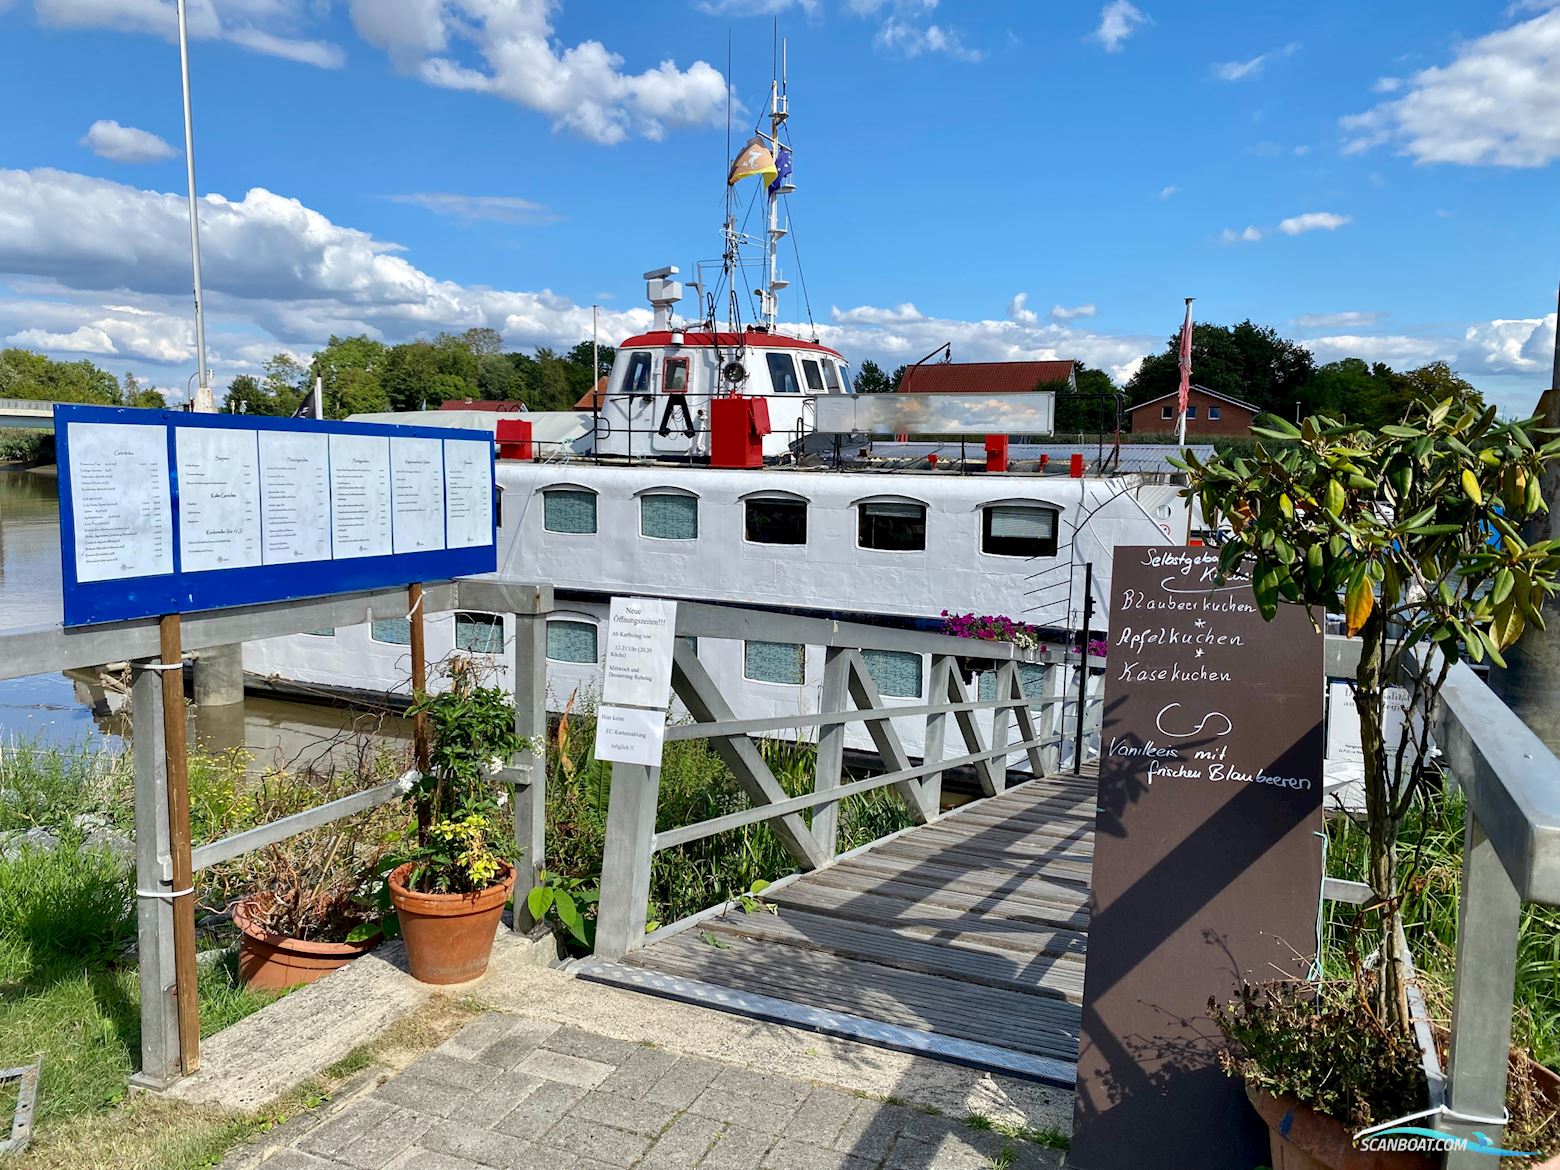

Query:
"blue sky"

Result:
[[0, 0, 1555, 414]]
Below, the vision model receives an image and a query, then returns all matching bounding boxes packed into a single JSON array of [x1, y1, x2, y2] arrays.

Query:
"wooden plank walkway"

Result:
[[576, 771, 1098, 1086]]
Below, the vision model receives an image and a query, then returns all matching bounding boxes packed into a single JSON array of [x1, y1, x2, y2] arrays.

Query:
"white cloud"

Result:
[[81, 120, 178, 164], [1220, 226, 1263, 244], [33, 0, 345, 67], [1341, 8, 1560, 166], [1007, 293, 1038, 326], [387, 193, 561, 225], [1278, 211, 1351, 235], [876, 17, 982, 61], [1303, 333, 1446, 367], [1159, 184, 1178, 199], [1461, 315, 1558, 376], [5, 325, 118, 353], [1051, 303, 1097, 321], [1094, 1, 1148, 52], [830, 303, 927, 326], [346, 0, 728, 144], [1293, 311, 1385, 329], [1211, 42, 1299, 82]]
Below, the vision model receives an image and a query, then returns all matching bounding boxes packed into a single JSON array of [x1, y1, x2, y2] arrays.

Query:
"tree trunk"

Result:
[[1355, 607, 1410, 1033]]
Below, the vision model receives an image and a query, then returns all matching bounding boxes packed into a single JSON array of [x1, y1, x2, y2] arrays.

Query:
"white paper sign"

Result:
[[594, 704, 668, 766], [259, 430, 331, 564], [328, 433, 392, 559], [443, 439, 493, 549], [176, 427, 262, 573], [390, 436, 445, 554], [67, 421, 174, 582], [603, 597, 678, 709], [1326, 682, 1411, 765]]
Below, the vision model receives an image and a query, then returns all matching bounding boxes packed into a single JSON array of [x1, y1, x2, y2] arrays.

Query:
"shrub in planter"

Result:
[[380, 659, 527, 985]]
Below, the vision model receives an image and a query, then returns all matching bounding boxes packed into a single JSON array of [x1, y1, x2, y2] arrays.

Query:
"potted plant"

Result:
[[1178, 389, 1560, 1163], [939, 610, 1048, 681], [387, 659, 527, 985]]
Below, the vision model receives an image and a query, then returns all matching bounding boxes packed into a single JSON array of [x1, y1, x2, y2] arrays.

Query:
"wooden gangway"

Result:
[[579, 772, 1095, 1085]]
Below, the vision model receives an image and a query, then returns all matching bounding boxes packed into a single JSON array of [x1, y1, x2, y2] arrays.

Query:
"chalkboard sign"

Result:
[[1070, 546, 1324, 1170], [55, 405, 497, 627]]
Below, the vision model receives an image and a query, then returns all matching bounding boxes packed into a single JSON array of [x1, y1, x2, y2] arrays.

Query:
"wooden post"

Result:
[[408, 583, 430, 775], [158, 614, 200, 1074]]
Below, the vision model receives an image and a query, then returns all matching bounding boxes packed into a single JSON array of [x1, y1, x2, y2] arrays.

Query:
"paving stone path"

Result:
[[227, 1013, 1065, 1170]]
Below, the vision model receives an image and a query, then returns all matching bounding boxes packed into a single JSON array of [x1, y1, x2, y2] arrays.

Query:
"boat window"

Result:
[[978, 663, 1048, 701], [858, 501, 926, 551], [663, 357, 689, 393], [766, 352, 801, 394], [981, 504, 1059, 558], [838, 363, 854, 394], [744, 640, 804, 685], [370, 618, 411, 645], [303, 628, 334, 637], [621, 352, 653, 395], [821, 361, 841, 392], [543, 488, 597, 534], [800, 358, 825, 392], [641, 493, 698, 540], [863, 649, 923, 699], [546, 620, 598, 663], [744, 498, 807, 545], [456, 612, 504, 654]]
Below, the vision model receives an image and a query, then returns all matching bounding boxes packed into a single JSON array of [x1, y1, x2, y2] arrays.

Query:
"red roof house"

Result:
[[897, 360, 1077, 394]]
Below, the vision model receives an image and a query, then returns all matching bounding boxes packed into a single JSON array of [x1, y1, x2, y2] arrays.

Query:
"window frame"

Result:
[[799, 357, 825, 392], [980, 502, 1060, 559], [1208, 404, 1221, 420], [1160, 404, 1173, 420], [455, 611, 505, 655], [662, 355, 690, 394], [621, 351, 653, 396], [545, 618, 600, 664], [1186, 404, 1197, 419], [542, 486, 598, 535], [855, 496, 928, 552], [821, 361, 842, 392], [638, 489, 699, 541], [370, 617, 412, 646], [766, 351, 801, 394], [742, 493, 809, 546]]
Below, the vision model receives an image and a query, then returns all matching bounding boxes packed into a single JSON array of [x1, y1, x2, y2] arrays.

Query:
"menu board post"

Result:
[[157, 614, 202, 1075], [1070, 546, 1324, 1170]]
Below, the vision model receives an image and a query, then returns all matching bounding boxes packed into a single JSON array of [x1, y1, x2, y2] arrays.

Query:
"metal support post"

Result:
[[510, 610, 548, 930], [812, 647, 850, 859], [129, 660, 181, 1090], [1075, 561, 1095, 775], [1441, 814, 1523, 1166], [594, 762, 661, 960], [923, 655, 953, 812], [991, 660, 1015, 792]]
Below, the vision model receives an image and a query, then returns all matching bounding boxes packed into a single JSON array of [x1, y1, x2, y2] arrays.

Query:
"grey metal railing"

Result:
[[593, 602, 1106, 960], [0, 576, 553, 1089], [1324, 634, 1560, 1164]]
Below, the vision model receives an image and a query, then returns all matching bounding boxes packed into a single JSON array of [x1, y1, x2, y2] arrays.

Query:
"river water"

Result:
[[0, 468, 407, 764]]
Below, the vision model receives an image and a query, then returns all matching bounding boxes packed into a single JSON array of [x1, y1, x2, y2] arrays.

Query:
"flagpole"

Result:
[[1178, 296, 1195, 545], [176, 0, 213, 414]]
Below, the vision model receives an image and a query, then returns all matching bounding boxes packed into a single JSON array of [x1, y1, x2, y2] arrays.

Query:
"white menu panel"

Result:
[[176, 428, 262, 573], [67, 421, 174, 582], [443, 439, 492, 549], [390, 436, 445, 554], [259, 430, 331, 564], [602, 597, 678, 709], [328, 433, 392, 559]]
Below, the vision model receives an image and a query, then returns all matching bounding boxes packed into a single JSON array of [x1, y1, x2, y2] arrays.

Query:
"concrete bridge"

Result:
[[0, 398, 55, 429]]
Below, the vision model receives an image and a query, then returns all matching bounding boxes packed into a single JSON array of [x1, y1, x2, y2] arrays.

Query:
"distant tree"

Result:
[[1125, 320, 1314, 420], [888, 364, 907, 391], [461, 326, 505, 356], [854, 360, 892, 394], [566, 340, 616, 380], [1053, 363, 1120, 433], [262, 354, 307, 415], [0, 348, 119, 403], [225, 373, 279, 414], [506, 351, 541, 403], [331, 366, 390, 417], [382, 341, 477, 411]]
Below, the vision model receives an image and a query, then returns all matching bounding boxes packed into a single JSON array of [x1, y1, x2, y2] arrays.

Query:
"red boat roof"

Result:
[[617, 330, 845, 359]]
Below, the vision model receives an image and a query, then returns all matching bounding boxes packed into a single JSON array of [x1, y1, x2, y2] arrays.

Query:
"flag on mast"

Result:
[[1176, 297, 1194, 447]]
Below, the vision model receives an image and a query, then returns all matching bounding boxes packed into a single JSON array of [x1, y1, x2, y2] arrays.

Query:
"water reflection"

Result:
[[0, 469, 410, 763]]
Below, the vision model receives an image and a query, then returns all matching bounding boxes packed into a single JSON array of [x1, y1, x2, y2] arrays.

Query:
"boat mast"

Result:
[[762, 38, 790, 331]]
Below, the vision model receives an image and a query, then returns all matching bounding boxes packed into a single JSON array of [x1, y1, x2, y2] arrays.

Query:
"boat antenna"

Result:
[[760, 30, 790, 331]]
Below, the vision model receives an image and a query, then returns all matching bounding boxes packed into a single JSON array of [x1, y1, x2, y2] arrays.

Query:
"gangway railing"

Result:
[[593, 603, 1106, 960]]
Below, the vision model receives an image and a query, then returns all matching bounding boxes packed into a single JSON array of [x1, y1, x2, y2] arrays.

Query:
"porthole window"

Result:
[[858, 500, 926, 551], [863, 649, 923, 699], [744, 640, 804, 685], [546, 620, 599, 663], [981, 504, 1059, 558], [744, 497, 807, 545], [640, 493, 698, 540], [543, 488, 597, 534], [455, 612, 504, 654]]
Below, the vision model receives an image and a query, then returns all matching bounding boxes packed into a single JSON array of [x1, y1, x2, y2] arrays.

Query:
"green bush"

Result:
[[0, 429, 52, 462]]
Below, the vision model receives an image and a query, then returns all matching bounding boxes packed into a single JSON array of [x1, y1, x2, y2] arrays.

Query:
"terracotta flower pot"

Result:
[[388, 860, 515, 985], [1247, 1086, 1438, 1170], [233, 895, 379, 991]]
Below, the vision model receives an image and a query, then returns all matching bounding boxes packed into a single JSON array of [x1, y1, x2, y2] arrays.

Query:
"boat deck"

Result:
[[577, 770, 1098, 1086]]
